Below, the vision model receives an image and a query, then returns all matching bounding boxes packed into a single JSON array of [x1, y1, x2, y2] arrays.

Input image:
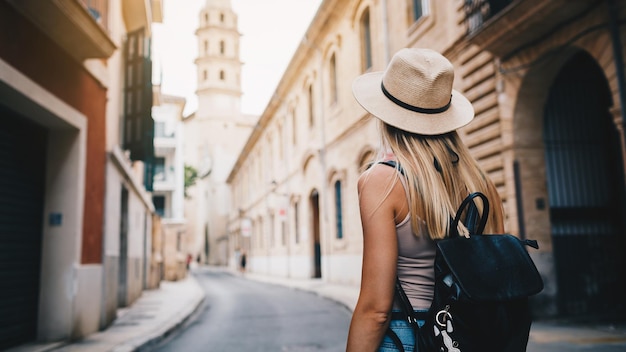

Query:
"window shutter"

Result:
[[123, 28, 155, 191]]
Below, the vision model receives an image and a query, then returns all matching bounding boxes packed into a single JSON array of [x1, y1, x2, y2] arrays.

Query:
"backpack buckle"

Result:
[[435, 305, 452, 327]]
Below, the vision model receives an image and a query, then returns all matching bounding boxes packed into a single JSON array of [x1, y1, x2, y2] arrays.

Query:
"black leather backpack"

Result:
[[387, 191, 544, 352]]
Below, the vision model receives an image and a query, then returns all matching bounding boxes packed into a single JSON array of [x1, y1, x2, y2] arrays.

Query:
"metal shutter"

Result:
[[0, 106, 46, 349]]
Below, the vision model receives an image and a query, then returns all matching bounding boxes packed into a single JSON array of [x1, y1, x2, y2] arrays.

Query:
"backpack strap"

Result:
[[370, 160, 406, 176], [450, 192, 490, 237], [376, 160, 422, 349], [383, 278, 423, 350], [385, 327, 406, 352]]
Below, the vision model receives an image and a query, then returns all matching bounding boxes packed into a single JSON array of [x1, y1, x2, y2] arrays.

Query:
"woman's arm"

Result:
[[346, 165, 407, 351]]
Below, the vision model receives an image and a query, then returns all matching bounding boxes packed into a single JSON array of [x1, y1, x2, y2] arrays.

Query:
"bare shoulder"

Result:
[[357, 162, 400, 194]]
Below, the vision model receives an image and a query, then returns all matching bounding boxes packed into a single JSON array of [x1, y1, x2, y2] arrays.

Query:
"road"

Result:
[[154, 268, 352, 352]]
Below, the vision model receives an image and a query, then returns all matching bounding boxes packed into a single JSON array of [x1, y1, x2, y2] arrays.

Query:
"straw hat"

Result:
[[352, 48, 474, 135]]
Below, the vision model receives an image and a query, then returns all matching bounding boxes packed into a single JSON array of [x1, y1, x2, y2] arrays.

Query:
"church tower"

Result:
[[195, 0, 242, 119], [184, 0, 256, 267]]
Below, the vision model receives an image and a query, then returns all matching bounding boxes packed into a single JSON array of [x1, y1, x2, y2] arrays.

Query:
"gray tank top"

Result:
[[394, 178, 436, 310]]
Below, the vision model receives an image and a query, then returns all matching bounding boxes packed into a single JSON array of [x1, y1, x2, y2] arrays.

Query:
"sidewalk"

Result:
[[11, 267, 626, 351], [8, 276, 204, 352]]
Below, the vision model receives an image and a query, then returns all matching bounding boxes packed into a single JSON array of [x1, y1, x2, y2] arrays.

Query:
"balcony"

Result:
[[154, 122, 176, 151], [80, 0, 108, 29], [464, 0, 597, 58], [153, 169, 177, 192], [6, 0, 116, 61], [154, 137, 176, 153]]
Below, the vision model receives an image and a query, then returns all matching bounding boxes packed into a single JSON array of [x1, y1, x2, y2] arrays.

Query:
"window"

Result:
[[413, 0, 423, 20], [335, 180, 343, 239], [203, 69, 208, 81], [281, 221, 287, 246], [291, 108, 297, 145], [153, 195, 165, 217], [154, 121, 165, 138], [267, 135, 274, 176], [412, 0, 426, 22], [220, 70, 225, 80], [278, 124, 284, 159], [308, 84, 315, 127], [220, 12, 224, 22], [204, 13, 208, 24], [204, 40, 208, 54], [294, 201, 300, 244], [220, 40, 225, 55], [360, 8, 372, 72], [329, 53, 338, 104], [153, 157, 166, 181]]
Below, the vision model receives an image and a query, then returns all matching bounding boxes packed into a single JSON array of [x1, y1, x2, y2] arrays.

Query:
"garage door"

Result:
[[0, 105, 47, 349]]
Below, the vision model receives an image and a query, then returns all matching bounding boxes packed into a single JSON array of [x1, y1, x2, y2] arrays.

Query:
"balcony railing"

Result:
[[79, 0, 109, 32], [465, 0, 514, 35], [463, 0, 593, 58]]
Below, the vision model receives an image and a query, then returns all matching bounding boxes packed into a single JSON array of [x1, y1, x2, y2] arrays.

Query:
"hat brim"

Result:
[[352, 72, 475, 135]]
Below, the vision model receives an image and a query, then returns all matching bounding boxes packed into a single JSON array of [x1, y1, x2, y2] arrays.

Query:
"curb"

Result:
[[123, 277, 206, 352]]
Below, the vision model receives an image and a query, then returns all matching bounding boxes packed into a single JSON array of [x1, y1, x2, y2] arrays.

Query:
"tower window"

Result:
[[220, 70, 225, 80], [204, 13, 208, 24], [203, 70, 208, 81], [204, 40, 209, 54], [220, 13, 224, 22], [220, 40, 225, 55]]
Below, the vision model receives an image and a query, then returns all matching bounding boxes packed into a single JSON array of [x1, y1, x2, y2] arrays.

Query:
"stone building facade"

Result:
[[227, 0, 626, 321]]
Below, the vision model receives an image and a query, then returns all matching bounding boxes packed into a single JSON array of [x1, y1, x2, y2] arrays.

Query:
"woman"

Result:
[[346, 48, 504, 351]]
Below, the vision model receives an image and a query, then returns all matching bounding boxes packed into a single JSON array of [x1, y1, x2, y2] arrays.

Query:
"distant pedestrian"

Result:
[[186, 253, 192, 270], [239, 250, 247, 273]]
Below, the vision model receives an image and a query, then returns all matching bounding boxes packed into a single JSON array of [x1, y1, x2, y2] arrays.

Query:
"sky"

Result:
[[152, 0, 323, 117]]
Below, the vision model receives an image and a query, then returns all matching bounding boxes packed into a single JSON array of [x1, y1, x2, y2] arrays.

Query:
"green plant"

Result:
[[184, 164, 198, 198]]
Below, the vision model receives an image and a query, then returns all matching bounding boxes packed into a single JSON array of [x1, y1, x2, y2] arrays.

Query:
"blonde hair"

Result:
[[377, 120, 503, 240]]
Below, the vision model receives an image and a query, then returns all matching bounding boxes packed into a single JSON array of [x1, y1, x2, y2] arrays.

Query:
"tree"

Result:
[[184, 164, 198, 198]]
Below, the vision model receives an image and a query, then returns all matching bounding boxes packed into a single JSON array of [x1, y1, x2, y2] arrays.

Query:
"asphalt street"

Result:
[[153, 270, 352, 352]]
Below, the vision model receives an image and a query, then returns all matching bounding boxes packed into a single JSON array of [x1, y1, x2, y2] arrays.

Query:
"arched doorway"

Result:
[[310, 189, 322, 278], [543, 51, 626, 320]]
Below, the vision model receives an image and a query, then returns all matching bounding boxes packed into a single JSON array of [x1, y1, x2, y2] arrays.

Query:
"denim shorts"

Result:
[[378, 310, 426, 352]]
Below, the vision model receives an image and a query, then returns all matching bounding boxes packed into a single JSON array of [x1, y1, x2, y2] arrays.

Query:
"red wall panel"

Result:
[[0, 3, 106, 264]]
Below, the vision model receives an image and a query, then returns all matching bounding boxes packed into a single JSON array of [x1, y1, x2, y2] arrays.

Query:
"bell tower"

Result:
[[195, 0, 242, 118], [185, 0, 256, 267]]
